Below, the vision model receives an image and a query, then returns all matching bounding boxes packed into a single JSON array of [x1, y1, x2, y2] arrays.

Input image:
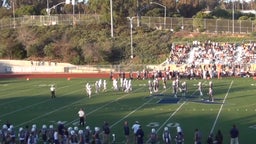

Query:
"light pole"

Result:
[[46, 1, 66, 15], [110, 0, 114, 38], [47, 0, 49, 15], [232, 0, 234, 34], [150, 1, 166, 29], [72, 0, 75, 26], [127, 17, 135, 59], [12, 0, 15, 28]]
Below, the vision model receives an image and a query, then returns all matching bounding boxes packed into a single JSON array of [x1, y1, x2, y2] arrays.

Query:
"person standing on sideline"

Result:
[[194, 128, 202, 144], [230, 124, 239, 144], [162, 127, 171, 144], [102, 121, 110, 144], [214, 129, 223, 144], [132, 121, 140, 143], [149, 128, 158, 144], [206, 133, 214, 144], [123, 121, 130, 144], [136, 126, 144, 144], [50, 85, 56, 98], [175, 126, 184, 144], [78, 108, 85, 127]]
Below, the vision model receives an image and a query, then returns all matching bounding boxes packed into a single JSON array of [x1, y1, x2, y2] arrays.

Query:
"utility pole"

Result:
[[136, 0, 140, 27], [110, 0, 114, 38], [12, 0, 15, 28]]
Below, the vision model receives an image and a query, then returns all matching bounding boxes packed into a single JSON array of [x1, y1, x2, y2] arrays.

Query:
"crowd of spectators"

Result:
[[164, 40, 256, 78], [167, 40, 256, 65]]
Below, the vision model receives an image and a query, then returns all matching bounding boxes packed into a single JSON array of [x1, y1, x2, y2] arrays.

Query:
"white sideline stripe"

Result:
[[210, 80, 233, 134]]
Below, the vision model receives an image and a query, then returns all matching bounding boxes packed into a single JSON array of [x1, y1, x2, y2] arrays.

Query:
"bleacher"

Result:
[[160, 41, 256, 74]]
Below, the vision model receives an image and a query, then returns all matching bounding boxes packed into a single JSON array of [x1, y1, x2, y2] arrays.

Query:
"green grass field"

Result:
[[0, 77, 256, 143]]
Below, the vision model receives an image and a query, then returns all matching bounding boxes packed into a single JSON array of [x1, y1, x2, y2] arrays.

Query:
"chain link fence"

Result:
[[140, 16, 256, 33], [1, 15, 256, 34]]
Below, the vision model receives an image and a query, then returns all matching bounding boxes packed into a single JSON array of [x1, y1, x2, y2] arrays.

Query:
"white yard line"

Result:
[[0, 81, 67, 106], [157, 101, 186, 133], [66, 85, 170, 127], [210, 80, 233, 134], [1, 85, 73, 118], [15, 91, 84, 127], [157, 80, 208, 132], [144, 80, 208, 143], [0, 81, 38, 105], [65, 87, 145, 126], [110, 98, 154, 128]]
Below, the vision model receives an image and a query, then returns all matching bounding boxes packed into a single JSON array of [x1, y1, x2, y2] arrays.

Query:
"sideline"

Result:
[[210, 80, 233, 134]]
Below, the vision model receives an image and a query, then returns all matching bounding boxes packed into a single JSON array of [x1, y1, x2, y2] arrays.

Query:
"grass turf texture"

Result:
[[0, 77, 255, 143]]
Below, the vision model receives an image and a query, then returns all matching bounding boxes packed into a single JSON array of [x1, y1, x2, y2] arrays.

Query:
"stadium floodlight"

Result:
[[46, 1, 66, 15]]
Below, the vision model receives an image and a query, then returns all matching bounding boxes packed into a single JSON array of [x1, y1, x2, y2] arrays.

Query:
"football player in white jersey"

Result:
[[112, 79, 119, 91], [162, 77, 167, 90], [208, 87, 214, 102], [148, 80, 153, 94], [85, 83, 92, 98], [172, 79, 177, 98], [103, 80, 107, 92], [198, 82, 203, 96], [180, 81, 187, 97]]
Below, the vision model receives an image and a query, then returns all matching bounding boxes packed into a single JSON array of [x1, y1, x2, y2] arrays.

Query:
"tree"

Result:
[[176, 0, 205, 17], [205, 0, 219, 11], [0, 30, 26, 59], [0, 7, 12, 18], [15, 5, 36, 16]]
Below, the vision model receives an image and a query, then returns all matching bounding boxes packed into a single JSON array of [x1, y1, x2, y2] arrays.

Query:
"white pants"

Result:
[[230, 137, 239, 144]]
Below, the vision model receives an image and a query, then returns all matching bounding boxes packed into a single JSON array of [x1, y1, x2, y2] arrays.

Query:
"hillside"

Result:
[[0, 22, 254, 65]]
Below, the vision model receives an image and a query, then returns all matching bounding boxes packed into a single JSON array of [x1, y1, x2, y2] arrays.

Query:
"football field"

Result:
[[0, 77, 255, 143]]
